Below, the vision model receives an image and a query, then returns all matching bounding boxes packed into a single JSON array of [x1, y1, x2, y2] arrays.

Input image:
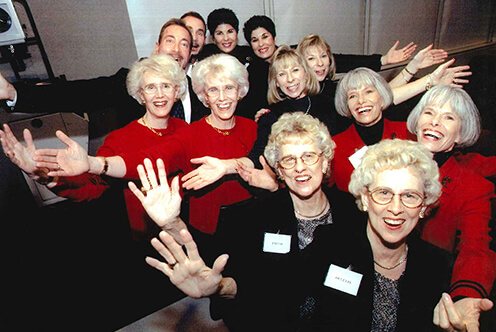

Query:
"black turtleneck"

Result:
[[433, 150, 455, 168], [354, 117, 385, 146]]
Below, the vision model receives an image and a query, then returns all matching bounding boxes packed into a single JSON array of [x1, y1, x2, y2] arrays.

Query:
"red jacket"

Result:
[[51, 118, 188, 237], [420, 156, 496, 299], [331, 119, 413, 191]]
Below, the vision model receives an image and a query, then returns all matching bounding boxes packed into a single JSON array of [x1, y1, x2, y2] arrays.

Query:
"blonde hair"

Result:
[[267, 45, 320, 104], [297, 34, 336, 80]]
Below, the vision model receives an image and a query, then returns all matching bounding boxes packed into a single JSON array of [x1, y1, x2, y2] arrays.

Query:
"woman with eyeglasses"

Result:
[[1, 54, 189, 239], [124, 112, 363, 331], [300, 139, 493, 331], [23, 53, 257, 240]]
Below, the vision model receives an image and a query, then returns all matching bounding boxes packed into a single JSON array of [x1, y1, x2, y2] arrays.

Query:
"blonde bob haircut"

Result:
[[267, 45, 320, 105], [264, 112, 336, 177], [191, 53, 249, 108], [127, 54, 187, 103], [348, 139, 442, 211], [297, 34, 337, 81], [407, 84, 481, 148], [334, 67, 393, 117]]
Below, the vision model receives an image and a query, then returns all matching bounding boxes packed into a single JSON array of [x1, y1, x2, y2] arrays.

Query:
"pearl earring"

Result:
[[419, 210, 425, 218], [362, 205, 368, 212]]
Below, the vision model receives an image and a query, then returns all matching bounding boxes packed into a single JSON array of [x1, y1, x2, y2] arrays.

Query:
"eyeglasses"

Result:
[[206, 85, 238, 98], [142, 83, 175, 95], [278, 152, 322, 170], [368, 187, 424, 209]]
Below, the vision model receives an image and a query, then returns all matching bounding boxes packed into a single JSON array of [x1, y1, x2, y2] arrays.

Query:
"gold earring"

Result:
[[419, 210, 425, 218]]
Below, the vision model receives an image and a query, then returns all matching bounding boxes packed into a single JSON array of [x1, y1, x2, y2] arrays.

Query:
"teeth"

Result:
[[423, 129, 442, 140], [357, 107, 372, 114], [295, 175, 311, 182], [154, 102, 166, 106], [384, 218, 405, 226], [287, 84, 299, 91], [217, 103, 231, 109]]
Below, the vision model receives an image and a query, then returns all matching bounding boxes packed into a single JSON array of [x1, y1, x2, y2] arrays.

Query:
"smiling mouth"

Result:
[[315, 69, 326, 76], [286, 83, 300, 93], [216, 102, 232, 111], [383, 218, 405, 227], [295, 175, 311, 183], [153, 101, 168, 107], [422, 129, 443, 140], [356, 106, 372, 115]]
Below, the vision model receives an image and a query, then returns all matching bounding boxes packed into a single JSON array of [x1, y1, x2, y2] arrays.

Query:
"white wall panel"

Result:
[[272, 0, 365, 54], [368, 0, 440, 56], [438, 0, 494, 51]]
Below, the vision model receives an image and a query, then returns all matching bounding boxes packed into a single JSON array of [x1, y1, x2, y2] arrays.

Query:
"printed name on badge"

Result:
[[263, 232, 291, 254], [324, 264, 363, 296]]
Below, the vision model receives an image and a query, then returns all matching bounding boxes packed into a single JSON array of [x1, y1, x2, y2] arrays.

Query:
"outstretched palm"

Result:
[[128, 158, 181, 229], [0, 124, 37, 175]]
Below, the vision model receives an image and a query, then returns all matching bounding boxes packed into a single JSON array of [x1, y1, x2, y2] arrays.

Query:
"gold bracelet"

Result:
[[425, 74, 432, 91]]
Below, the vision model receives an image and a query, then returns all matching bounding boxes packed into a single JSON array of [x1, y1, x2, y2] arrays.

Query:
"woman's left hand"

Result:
[[381, 41, 417, 65], [407, 44, 448, 72], [431, 58, 472, 88], [433, 293, 494, 332], [182, 156, 228, 190]]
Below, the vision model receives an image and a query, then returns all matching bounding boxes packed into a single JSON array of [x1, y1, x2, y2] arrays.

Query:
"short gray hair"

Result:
[[264, 112, 335, 177], [348, 139, 441, 210], [335, 67, 393, 117], [127, 54, 187, 102], [407, 84, 481, 148], [191, 53, 249, 107]]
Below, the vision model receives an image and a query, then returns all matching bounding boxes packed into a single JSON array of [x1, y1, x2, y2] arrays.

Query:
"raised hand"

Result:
[[236, 155, 278, 192], [128, 158, 183, 231], [182, 156, 228, 190], [408, 44, 448, 72], [0, 124, 37, 175], [431, 59, 472, 88], [433, 293, 494, 332], [382, 41, 417, 65], [146, 229, 229, 299], [33, 130, 90, 177]]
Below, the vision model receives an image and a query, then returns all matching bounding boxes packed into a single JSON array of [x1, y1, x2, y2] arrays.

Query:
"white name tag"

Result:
[[324, 264, 363, 296], [348, 145, 369, 169], [263, 233, 291, 254]]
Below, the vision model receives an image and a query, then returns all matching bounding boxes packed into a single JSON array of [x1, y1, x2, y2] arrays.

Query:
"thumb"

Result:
[[212, 254, 229, 274], [190, 156, 208, 165], [479, 298, 494, 312], [23, 128, 35, 149], [55, 130, 77, 148]]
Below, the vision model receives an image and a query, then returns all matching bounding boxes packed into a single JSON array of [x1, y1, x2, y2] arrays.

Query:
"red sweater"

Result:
[[420, 156, 496, 299], [52, 118, 188, 236], [120, 116, 258, 234], [331, 119, 412, 191]]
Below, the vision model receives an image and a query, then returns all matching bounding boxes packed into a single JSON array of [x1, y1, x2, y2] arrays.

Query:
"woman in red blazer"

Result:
[[331, 67, 414, 192], [407, 84, 496, 329]]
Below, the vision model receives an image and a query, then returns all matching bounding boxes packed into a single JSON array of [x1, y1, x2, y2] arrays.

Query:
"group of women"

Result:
[[1, 6, 495, 332]]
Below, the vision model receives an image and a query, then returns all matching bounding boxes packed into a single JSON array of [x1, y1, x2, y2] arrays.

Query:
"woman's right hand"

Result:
[[255, 108, 271, 122], [128, 158, 183, 231], [146, 229, 229, 299], [33, 130, 90, 177]]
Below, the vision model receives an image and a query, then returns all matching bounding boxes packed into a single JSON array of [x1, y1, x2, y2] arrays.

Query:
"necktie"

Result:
[[171, 100, 185, 120]]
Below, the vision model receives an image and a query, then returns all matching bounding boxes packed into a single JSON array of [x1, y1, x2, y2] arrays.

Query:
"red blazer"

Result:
[[420, 156, 496, 299], [331, 119, 412, 192]]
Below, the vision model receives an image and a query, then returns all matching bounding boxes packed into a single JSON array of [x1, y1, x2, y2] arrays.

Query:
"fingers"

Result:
[[212, 254, 229, 275], [159, 231, 188, 263], [156, 158, 169, 186], [144, 158, 159, 188], [128, 181, 146, 203], [145, 255, 173, 277], [189, 156, 208, 165], [55, 130, 77, 149], [178, 229, 202, 263], [23, 128, 35, 150], [137, 164, 151, 191], [260, 155, 270, 169]]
